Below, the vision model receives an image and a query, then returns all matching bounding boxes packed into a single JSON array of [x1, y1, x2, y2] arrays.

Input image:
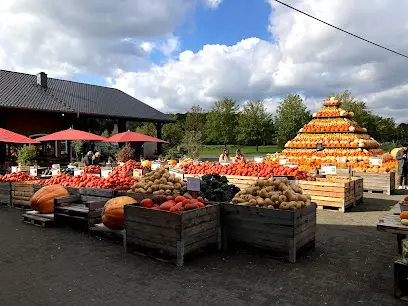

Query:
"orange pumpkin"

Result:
[[400, 211, 408, 220], [168, 160, 177, 166], [30, 185, 69, 214], [102, 196, 137, 229], [141, 160, 152, 168]]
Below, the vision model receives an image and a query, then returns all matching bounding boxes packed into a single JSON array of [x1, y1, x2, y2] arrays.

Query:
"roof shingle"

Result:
[[0, 70, 173, 122]]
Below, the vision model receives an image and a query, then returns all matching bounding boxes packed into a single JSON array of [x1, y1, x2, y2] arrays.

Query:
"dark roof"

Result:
[[0, 70, 174, 122]]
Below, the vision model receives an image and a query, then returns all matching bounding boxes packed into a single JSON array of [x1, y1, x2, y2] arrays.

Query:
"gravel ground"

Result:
[[0, 192, 407, 306]]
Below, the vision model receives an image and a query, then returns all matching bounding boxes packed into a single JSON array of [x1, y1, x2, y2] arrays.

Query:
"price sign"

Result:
[[321, 164, 337, 175], [51, 164, 61, 169], [369, 157, 382, 166], [132, 169, 143, 177], [187, 177, 201, 192], [11, 166, 17, 173], [279, 158, 287, 165], [169, 168, 184, 180], [30, 167, 38, 177], [254, 157, 264, 163], [220, 162, 231, 166], [285, 162, 298, 168], [101, 169, 112, 178], [336, 157, 347, 163], [74, 169, 84, 176], [151, 162, 161, 170], [51, 169, 61, 176]]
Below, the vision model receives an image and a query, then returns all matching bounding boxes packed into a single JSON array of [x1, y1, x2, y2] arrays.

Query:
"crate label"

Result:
[[285, 162, 298, 168], [151, 162, 161, 170], [369, 157, 382, 166], [74, 170, 84, 176], [220, 162, 231, 166], [187, 177, 200, 192], [101, 169, 112, 178], [132, 169, 143, 177], [279, 158, 287, 165], [321, 164, 337, 175], [11, 166, 17, 173], [51, 169, 61, 176], [336, 157, 347, 163], [169, 168, 184, 180], [254, 157, 264, 163], [29, 167, 38, 177]]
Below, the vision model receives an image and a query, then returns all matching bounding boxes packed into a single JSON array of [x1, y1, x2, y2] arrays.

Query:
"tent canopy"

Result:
[[0, 128, 39, 144], [35, 128, 107, 142], [104, 130, 167, 143]]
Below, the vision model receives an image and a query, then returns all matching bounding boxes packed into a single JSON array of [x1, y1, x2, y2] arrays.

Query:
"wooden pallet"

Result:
[[124, 204, 221, 267], [11, 182, 35, 210], [298, 177, 362, 212], [89, 223, 126, 247], [221, 203, 316, 263], [353, 171, 395, 195], [21, 210, 54, 228]]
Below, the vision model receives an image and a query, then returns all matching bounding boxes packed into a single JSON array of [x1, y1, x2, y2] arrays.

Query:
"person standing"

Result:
[[396, 145, 408, 190], [234, 148, 246, 163], [92, 152, 101, 165], [82, 151, 94, 166], [219, 147, 230, 162]]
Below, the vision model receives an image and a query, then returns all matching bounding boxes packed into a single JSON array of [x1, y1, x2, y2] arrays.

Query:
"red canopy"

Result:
[[35, 128, 107, 142], [105, 131, 167, 143], [0, 128, 39, 144]]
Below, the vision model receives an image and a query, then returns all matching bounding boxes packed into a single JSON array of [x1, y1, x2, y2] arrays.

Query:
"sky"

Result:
[[1, 0, 408, 122]]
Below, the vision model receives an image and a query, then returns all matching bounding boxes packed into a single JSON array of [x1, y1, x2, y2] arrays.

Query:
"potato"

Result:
[[267, 179, 274, 186], [305, 199, 312, 206], [271, 194, 280, 202], [279, 202, 290, 210], [151, 185, 159, 192], [284, 190, 298, 202], [147, 181, 154, 187], [264, 198, 273, 206], [159, 178, 167, 184], [298, 194, 308, 202], [265, 186, 274, 192], [181, 181, 187, 187], [305, 194, 312, 200], [290, 184, 302, 194], [297, 201, 305, 208], [256, 197, 265, 206], [259, 189, 269, 198], [278, 183, 288, 191], [278, 195, 288, 203], [146, 187, 153, 194], [237, 198, 246, 203], [165, 189, 172, 195], [248, 199, 257, 206], [174, 183, 182, 190], [267, 205, 274, 209]]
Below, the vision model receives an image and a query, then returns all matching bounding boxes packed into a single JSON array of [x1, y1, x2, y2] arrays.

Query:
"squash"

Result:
[[102, 196, 137, 229], [30, 185, 69, 214], [141, 160, 152, 169], [400, 211, 408, 220], [168, 160, 177, 166]]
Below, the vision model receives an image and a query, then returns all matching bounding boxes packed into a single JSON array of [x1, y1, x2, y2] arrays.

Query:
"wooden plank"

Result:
[[79, 188, 116, 198], [54, 195, 81, 205], [299, 184, 347, 193], [125, 205, 181, 230], [298, 180, 351, 187]]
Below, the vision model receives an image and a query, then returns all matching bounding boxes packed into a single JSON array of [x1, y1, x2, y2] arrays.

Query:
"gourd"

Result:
[[102, 196, 137, 229], [400, 211, 408, 220], [141, 160, 152, 169], [30, 185, 69, 214]]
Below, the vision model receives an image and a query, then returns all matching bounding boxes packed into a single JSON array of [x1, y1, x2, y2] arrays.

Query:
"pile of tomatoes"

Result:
[[37, 173, 138, 190], [179, 161, 311, 180], [84, 165, 101, 173], [0, 172, 37, 182], [113, 160, 144, 174]]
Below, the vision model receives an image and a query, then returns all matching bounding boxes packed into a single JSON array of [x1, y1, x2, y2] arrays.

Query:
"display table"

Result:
[[377, 204, 407, 254]]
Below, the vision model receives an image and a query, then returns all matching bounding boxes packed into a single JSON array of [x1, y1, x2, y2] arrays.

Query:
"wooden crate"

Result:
[[124, 204, 221, 267], [354, 177, 364, 202], [221, 203, 316, 263], [54, 188, 116, 230], [298, 177, 360, 212], [0, 182, 11, 207], [21, 210, 54, 228], [11, 182, 35, 210], [353, 171, 395, 195]]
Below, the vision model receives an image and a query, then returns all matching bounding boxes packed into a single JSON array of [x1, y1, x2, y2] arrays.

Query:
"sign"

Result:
[[321, 164, 337, 175], [273, 175, 297, 185], [254, 157, 264, 163], [101, 169, 113, 178], [11, 166, 17, 173], [51, 169, 61, 176], [279, 158, 287, 165], [285, 162, 298, 168], [51, 164, 61, 170], [87, 173, 101, 178], [336, 157, 347, 163], [169, 168, 184, 180], [220, 161, 231, 166], [151, 162, 161, 170], [132, 169, 143, 177], [74, 169, 84, 176], [187, 177, 200, 192], [369, 157, 382, 166], [29, 167, 38, 177]]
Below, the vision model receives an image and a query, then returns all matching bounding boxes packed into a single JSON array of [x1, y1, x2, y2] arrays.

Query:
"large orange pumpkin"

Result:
[[141, 160, 152, 169], [102, 196, 137, 229], [30, 185, 69, 214]]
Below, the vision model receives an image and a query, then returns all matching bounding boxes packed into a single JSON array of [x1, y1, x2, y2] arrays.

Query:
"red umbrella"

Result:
[[35, 128, 107, 142], [105, 130, 167, 143], [0, 128, 39, 144]]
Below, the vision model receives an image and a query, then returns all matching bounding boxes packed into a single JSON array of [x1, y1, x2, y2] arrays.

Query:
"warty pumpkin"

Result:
[[30, 185, 69, 214], [102, 196, 137, 229]]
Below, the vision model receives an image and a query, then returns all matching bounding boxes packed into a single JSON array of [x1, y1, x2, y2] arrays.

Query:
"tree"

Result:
[[111, 124, 119, 136], [72, 140, 84, 161], [181, 130, 202, 159], [275, 94, 311, 147], [184, 105, 206, 133], [396, 123, 408, 144], [100, 130, 110, 138], [163, 115, 184, 149], [237, 100, 274, 151], [135, 123, 156, 137], [376, 117, 396, 143], [205, 98, 238, 145]]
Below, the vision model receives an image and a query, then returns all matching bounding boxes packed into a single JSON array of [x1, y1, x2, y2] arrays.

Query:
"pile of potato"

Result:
[[231, 177, 312, 210], [129, 169, 186, 195]]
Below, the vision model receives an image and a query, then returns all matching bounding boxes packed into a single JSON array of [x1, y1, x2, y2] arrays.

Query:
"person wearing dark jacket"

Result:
[[396, 145, 408, 190], [92, 152, 101, 165], [82, 151, 94, 166]]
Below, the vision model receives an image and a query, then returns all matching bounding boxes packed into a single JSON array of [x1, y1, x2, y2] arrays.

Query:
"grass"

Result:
[[199, 145, 282, 157]]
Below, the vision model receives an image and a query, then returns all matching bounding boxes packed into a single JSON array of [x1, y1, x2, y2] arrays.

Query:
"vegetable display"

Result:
[[179, 174, 240, 202], [85, 165, 101, 173], [232, 177, 312, 210], [129, 169, 186, 195], [0, 172, 37, 182], [141, 193, 211, 213]]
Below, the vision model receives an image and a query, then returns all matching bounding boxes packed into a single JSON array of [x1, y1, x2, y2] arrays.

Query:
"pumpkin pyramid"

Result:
[[279, 97, 384, 164]]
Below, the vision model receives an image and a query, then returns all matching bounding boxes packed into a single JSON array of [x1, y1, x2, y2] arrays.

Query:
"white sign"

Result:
[[11, 166, 17, 173], [74, 169, 84, 176], [132, 169, 143, 177], [101, 169, 113, 178], [51, 169, 61, 176], [29, 167, 38, 177], [169, 168, 184, 180], [51, 164, 61, 169], [279, 158, 287, 165], [321, 164, 337, 175], [187, 177, 201, 192], [285, 162, 298, 168], [220, 161, 231, 166], [151, 162, 161, 170], [336, 157, 347, 163], [369, 157, 382, 166], [254, 157, 264, 163]]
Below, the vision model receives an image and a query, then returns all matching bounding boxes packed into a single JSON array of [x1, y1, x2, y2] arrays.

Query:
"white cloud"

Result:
[[112, 0, 408, 123], [159, 36, 181, 56], [203, 0, 222, 9]]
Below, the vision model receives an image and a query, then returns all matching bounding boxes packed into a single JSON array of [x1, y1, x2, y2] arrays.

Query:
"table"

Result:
[[377, 204, 408, 254]]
